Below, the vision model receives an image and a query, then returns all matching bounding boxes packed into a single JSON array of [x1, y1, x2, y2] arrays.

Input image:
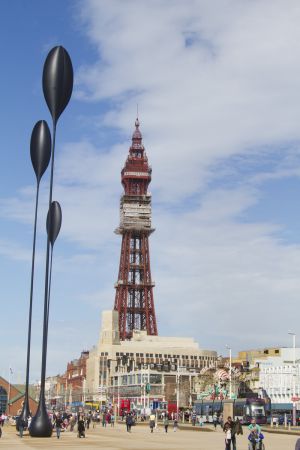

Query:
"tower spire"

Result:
[[114, 119, 158, 340]]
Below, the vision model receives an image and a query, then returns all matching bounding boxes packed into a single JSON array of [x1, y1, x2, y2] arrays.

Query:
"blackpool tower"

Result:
[[114, 118, 158, 340]]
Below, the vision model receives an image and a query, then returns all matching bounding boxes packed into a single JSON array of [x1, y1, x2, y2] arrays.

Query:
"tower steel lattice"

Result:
[[114, 119, 158, 340]]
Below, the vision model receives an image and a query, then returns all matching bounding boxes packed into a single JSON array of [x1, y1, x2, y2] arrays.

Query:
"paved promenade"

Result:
[[0, 422, 298, 449]]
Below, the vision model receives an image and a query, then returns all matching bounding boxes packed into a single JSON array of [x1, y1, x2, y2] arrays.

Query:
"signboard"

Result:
[[98, 386, 107, 393], [291, 397, 300, 402]]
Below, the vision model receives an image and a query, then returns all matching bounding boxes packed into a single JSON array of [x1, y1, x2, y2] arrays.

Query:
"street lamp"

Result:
[[288, 331, 297, 426], [226, 345, 232, 399], [288, 332, 296, 366]]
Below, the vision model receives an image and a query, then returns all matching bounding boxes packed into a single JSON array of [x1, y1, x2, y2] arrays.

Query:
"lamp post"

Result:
[[226, 345, 232, 399], [176, 366, 180, 419], [288, 332, 297, 426], [288, 332, 296, 367], [107, 358, 121, 417]]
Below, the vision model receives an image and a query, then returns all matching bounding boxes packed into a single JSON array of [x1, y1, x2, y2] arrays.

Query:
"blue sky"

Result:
[[1, 0, 300, 383]]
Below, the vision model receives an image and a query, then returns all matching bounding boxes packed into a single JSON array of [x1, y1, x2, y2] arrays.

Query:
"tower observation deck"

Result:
[[114, 119, 158, 340]]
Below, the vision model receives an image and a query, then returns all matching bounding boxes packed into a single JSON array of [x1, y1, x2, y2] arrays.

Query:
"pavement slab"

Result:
[[0, 423, 299, 450]]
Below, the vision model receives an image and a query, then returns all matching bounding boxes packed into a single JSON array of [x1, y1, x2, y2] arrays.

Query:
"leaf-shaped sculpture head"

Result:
[[43, 46, 73, 124], [46, 201, 62, 247], [30, 120, 51, 183]]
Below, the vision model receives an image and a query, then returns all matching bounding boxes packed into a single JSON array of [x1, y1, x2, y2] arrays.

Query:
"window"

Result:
[[0, 387, 7, 414]]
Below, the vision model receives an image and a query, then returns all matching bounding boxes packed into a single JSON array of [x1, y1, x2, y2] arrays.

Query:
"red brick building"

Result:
[[0, 376, 38, 416], [55, 351, 89, 406]]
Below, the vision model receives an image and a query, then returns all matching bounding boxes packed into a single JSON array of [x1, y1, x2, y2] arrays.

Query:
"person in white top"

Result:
[[223, 416, 233, 450]]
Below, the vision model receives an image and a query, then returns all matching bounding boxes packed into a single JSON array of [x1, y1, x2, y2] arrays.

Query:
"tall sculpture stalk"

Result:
[[18, 122, 51, 428], [30, 46, 73, 438]]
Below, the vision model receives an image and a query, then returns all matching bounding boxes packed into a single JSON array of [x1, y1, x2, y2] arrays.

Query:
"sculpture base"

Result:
[[29, 402, 52, 437]]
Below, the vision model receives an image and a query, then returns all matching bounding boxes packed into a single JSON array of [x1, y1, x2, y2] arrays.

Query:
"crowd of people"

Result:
[[9, 408, 300, 449]]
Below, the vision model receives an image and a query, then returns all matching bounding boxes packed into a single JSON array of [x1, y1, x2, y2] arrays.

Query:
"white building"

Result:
[[257, 348, 300, 405]]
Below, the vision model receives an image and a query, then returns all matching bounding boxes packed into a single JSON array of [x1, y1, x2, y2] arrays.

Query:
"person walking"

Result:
[[18, 417, 28, 438], [126, 413, 133, 432], [191, 411, 197, 426], [102, 412, 106, 427], [223, 416, 233, 450], [213, 412, 218, 429], [77, 416, 85, 438], [173, 417, 178, 432], [163, 415, 169, 433], [55, 414, 64, 439], [149, 412, 156, 433], [70, 415, 76, 432], [110, 413, 115, 427], [232, 418, 243, 450]]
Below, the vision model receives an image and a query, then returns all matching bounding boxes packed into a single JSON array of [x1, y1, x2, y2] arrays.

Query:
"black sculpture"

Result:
[[17, 121, 51, 428], [46, 201, 62, 330], [29, 46, 73, 438]]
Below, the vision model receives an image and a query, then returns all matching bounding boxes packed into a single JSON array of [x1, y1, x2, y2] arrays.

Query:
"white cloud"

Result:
[[2, 0, 300, 376], [75, 0, 300, 205]]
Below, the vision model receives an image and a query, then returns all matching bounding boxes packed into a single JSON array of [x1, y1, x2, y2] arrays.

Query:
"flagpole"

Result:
[[8, 367, 12, 416]]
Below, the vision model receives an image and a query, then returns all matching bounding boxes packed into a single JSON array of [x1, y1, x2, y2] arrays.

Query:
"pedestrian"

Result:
[[110, 413, 115, 427], [173, 417, 178, 432], [126, 413, 133, 432], [223, 416, 233, 450], [102, 412, 106, 427], [163, 415, 169, 433], [70, 415, 76, 432], [212, 412, 218, 429], [232, 418, 243, 450], [191, 411, 197, 426], [55, 413, 64, 439], [248, 418, 261, 434], [149, 412, 156, 433], [18, 417, 27, 438], [77, 416, 85, 438], [219, 413, 224, 428]]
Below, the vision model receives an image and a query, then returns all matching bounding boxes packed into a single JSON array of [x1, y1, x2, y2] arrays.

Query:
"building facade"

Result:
[[85, 310, 217, 409], [0, 376, 37, 416]]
